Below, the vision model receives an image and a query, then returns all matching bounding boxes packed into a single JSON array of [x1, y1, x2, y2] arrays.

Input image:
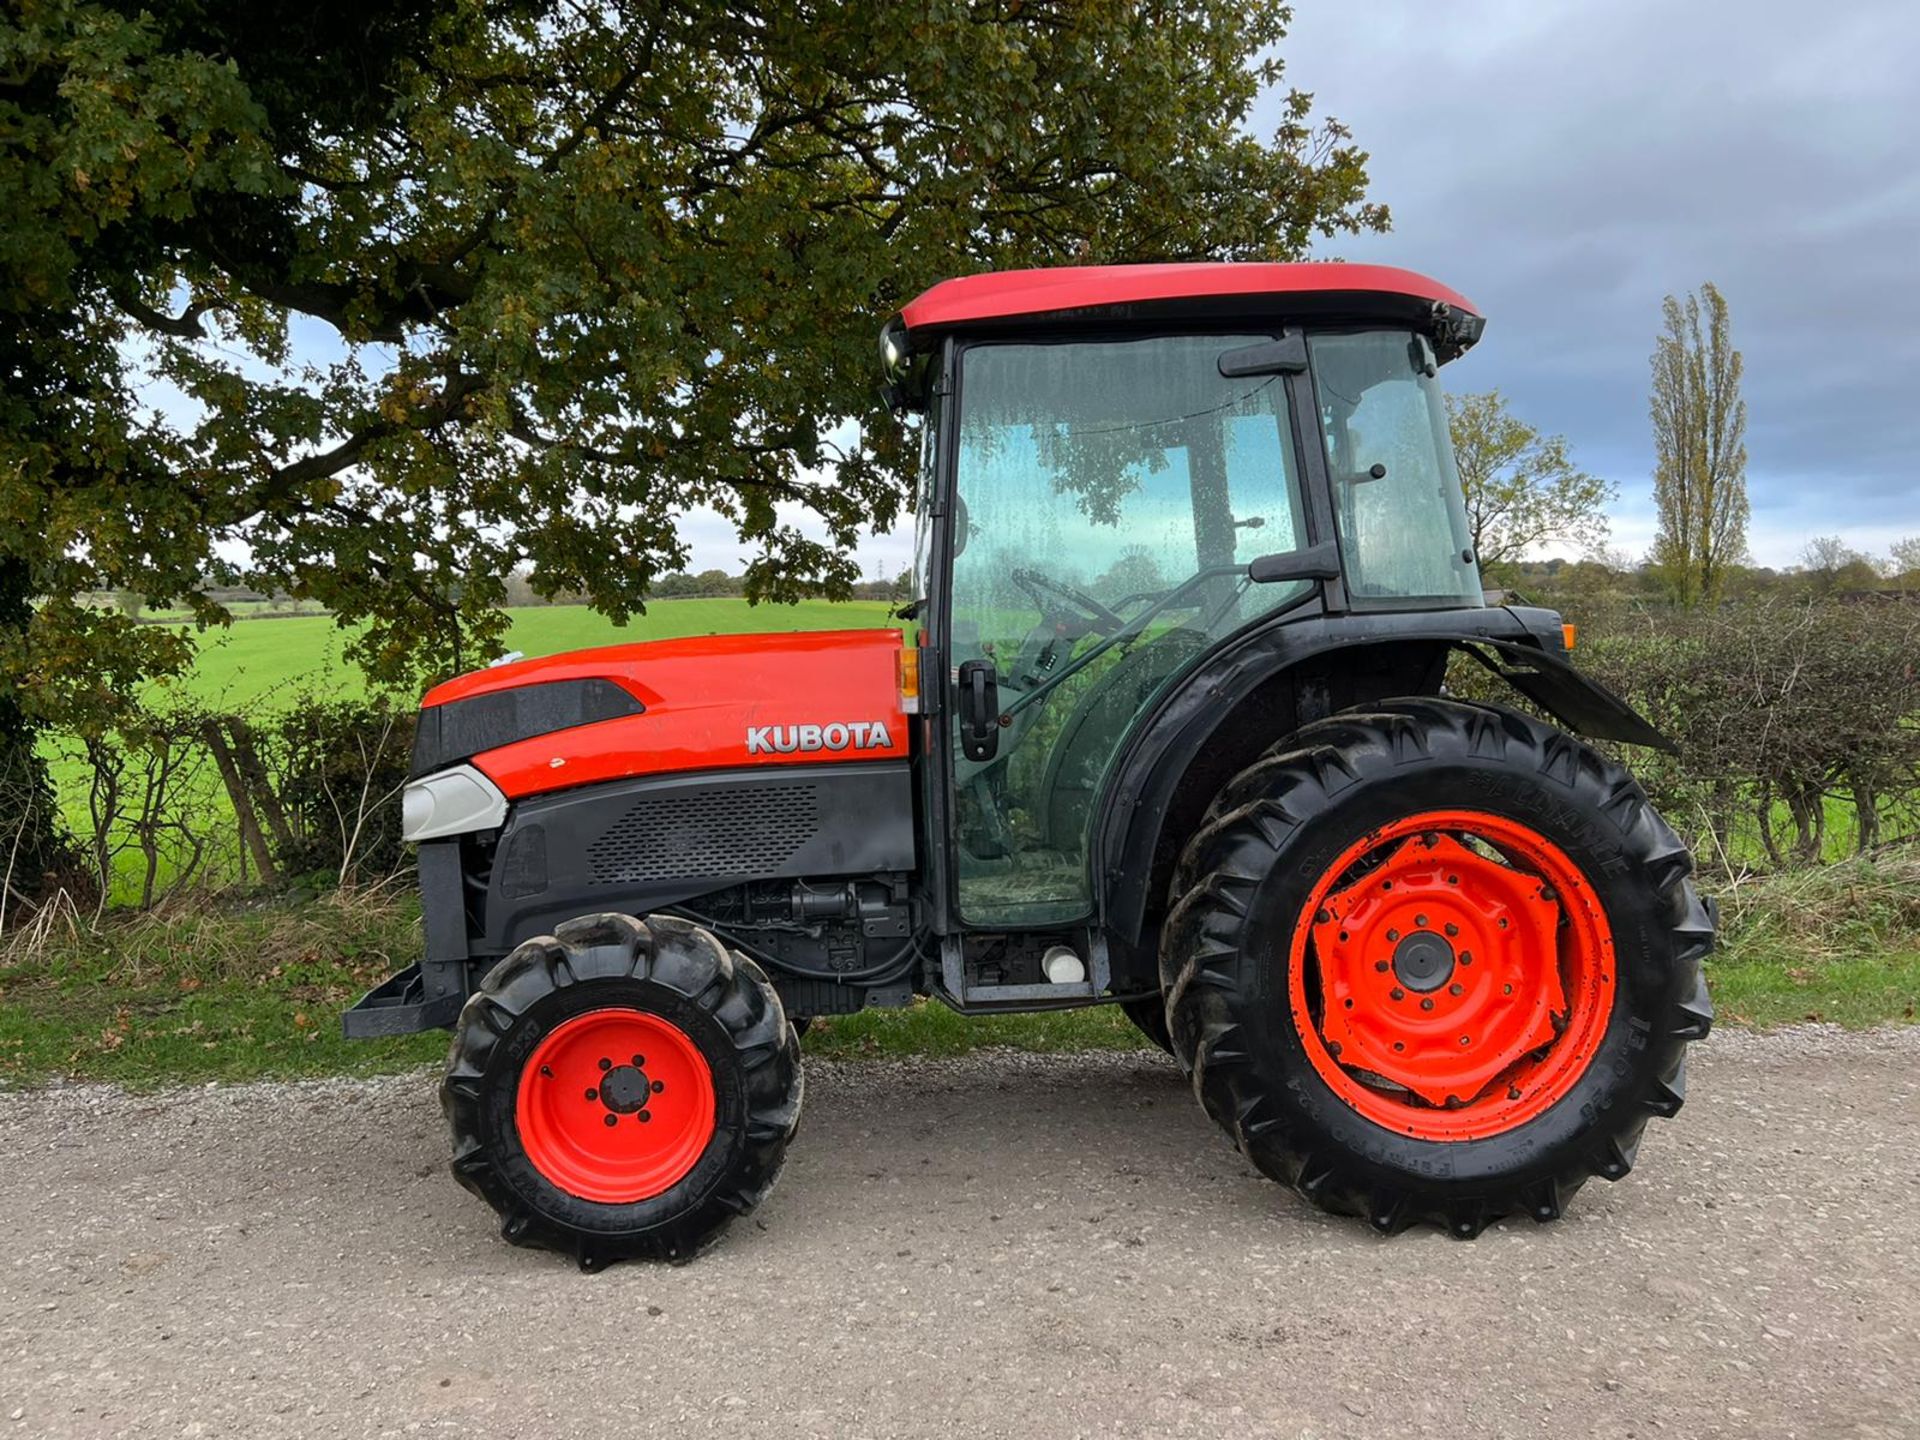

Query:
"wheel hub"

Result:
[[1308, 829, 1571, 1109], [597, 1062, 654, 1116], [1392, 930, 1455, 992]]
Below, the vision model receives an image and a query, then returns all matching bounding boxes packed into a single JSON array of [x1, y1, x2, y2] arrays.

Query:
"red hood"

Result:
[[430, 628, 909, 800]]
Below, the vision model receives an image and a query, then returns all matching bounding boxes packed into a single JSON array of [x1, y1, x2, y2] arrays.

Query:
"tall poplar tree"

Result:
[[1649, 282, 1749, 605]]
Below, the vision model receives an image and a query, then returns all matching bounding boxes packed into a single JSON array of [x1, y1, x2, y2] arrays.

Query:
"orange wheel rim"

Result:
[[1287, 809, 1616, 1141], [516, 1009, 717, 1202]]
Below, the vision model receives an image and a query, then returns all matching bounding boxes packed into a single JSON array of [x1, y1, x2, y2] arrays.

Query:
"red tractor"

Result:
[[347, 263, 1714, 1267]]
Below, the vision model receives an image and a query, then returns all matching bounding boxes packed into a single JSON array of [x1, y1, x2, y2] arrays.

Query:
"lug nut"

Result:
[[1459, 1035, 1471, 1046], [1449, 983, 1464, 996], [1316, 909, 1331, 923], [1386, 928, 1400, 942], [1420, 998, 1435, 1011], [585, 1088, 598, 1101], [1459, 951, 1473, 966], [651, 1080, 665, 1093], [638, 1110, 652, 1123], [603, 1114, 618, 1127], [598, 1058, 612, 1071], [1415, 914, 1428, 927], [1374, 960, 1390, 973], [632, 1054, 645, 1067], [1390, 988, 1406, 1001], [1445, 923, 1459, 937]]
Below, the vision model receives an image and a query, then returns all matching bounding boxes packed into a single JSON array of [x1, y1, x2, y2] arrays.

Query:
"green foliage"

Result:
[[1444, 390, 1613, 577], [266, 699, 415, 886], [1891, 536, 1920, 585], [0, 556, 81, 919], [1565, 599, 1920, 865], [2, 0, 1386, 732], [1649, 282, 1749, 605], [1799, 535, 1883, 597]]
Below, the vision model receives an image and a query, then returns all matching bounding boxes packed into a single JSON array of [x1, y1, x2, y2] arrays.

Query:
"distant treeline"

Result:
[[80, 569, 914, 623]]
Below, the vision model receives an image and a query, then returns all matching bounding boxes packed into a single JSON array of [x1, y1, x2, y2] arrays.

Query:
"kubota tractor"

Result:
[[347, 263, 1714, 1267]]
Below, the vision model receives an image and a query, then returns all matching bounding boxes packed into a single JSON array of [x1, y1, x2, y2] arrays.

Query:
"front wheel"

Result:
[[1161, 698, 1714, 1237], [442, 912, 802, 1268]]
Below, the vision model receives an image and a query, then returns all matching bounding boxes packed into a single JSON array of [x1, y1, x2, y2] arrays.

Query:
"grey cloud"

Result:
[[1279, 0, 1920, 559]]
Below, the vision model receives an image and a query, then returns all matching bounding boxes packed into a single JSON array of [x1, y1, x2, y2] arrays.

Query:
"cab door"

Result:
[[943, 334, 1313, 927]]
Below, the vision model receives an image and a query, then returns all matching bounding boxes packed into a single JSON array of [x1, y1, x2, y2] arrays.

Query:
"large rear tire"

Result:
[[1161, 698, 1714, 1237], [442, 912, 802, 1268]]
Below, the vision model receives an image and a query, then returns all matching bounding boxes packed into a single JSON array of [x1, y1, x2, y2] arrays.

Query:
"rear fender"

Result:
[[1094, 611, 1671, 962]]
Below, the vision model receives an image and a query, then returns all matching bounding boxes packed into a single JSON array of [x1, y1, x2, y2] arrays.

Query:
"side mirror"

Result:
[[1247, 540, 1342, 585]]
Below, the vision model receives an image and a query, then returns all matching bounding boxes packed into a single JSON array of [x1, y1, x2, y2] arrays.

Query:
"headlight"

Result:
[[401, 765, 509, 842]]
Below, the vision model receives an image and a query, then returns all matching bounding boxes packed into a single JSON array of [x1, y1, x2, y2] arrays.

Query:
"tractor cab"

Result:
[[882, 264, 1487, 934]]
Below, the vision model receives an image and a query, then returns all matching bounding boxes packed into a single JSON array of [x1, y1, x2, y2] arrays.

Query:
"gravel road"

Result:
[[2, 1026, 1916, 1440]]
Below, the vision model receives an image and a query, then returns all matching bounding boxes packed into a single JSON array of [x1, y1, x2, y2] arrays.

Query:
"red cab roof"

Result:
[[900, 262, 1478, 339]]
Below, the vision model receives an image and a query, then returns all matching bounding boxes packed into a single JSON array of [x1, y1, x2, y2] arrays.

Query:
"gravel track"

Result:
[[1, 1026, 1916, 1439]]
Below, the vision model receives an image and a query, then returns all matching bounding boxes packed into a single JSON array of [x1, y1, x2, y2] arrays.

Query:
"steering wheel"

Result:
[[1010, 568, 1125, 635]]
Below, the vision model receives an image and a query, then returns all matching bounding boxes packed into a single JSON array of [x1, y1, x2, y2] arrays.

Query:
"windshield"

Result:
[[1309, 330, 1483, 607], [945, 333, 1310, 925]]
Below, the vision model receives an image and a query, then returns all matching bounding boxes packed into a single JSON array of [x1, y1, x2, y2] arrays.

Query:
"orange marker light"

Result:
[[1562, 623, 1578, 652], [897, 646, 921, 714]]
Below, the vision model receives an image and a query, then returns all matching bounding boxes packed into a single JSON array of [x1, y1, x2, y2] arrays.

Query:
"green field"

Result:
[[145, 598, 896, 710], [48, 599, 897, 901]]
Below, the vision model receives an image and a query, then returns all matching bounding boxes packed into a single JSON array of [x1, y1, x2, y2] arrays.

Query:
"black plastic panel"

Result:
[[410, 678, 645, 776], [477, 761, 917, 954]]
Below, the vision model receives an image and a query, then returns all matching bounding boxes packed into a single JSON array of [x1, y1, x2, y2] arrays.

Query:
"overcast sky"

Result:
[[1270, 0, 1920, 568], [804, 0, 1920, 579]]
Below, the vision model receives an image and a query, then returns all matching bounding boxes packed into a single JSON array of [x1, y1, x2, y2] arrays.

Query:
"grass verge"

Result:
[[2, 854, 1916, 1089]]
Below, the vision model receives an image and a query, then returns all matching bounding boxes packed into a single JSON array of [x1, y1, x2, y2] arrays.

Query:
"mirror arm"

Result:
[[1247, 540, 1342, 585]]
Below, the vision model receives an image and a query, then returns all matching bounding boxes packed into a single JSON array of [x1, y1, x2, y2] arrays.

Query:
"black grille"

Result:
[[585, 783, 820, 884]]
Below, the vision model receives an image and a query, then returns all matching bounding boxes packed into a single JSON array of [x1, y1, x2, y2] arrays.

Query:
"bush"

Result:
[[262, 700, 416, 887], [1454, 596, 1920, 874], [1577, 599, 1920, 866], [34, 695, 416, 916]]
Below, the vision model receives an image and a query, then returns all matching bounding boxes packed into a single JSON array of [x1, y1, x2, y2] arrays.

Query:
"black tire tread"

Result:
[[1163, 696, 1713, 1238], [442, 912, 803, 1268]]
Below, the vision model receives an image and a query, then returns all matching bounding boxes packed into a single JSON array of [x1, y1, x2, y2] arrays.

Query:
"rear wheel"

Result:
[[1162, 698, 1714, 1236], [443, 912, 802, 1268]]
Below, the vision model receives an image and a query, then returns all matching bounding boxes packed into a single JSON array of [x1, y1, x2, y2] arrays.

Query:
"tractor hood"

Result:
[[414, 628, 909, 801]]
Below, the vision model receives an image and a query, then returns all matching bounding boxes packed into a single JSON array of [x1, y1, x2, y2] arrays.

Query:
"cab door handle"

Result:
[[957, 659, 1000, 762]]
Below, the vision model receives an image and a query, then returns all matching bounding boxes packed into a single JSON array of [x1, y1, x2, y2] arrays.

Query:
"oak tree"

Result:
[[2, 0, 1386, 905]]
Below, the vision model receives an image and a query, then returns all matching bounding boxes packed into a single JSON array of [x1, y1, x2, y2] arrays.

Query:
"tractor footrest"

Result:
[[343, 963, 464, 1039]]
